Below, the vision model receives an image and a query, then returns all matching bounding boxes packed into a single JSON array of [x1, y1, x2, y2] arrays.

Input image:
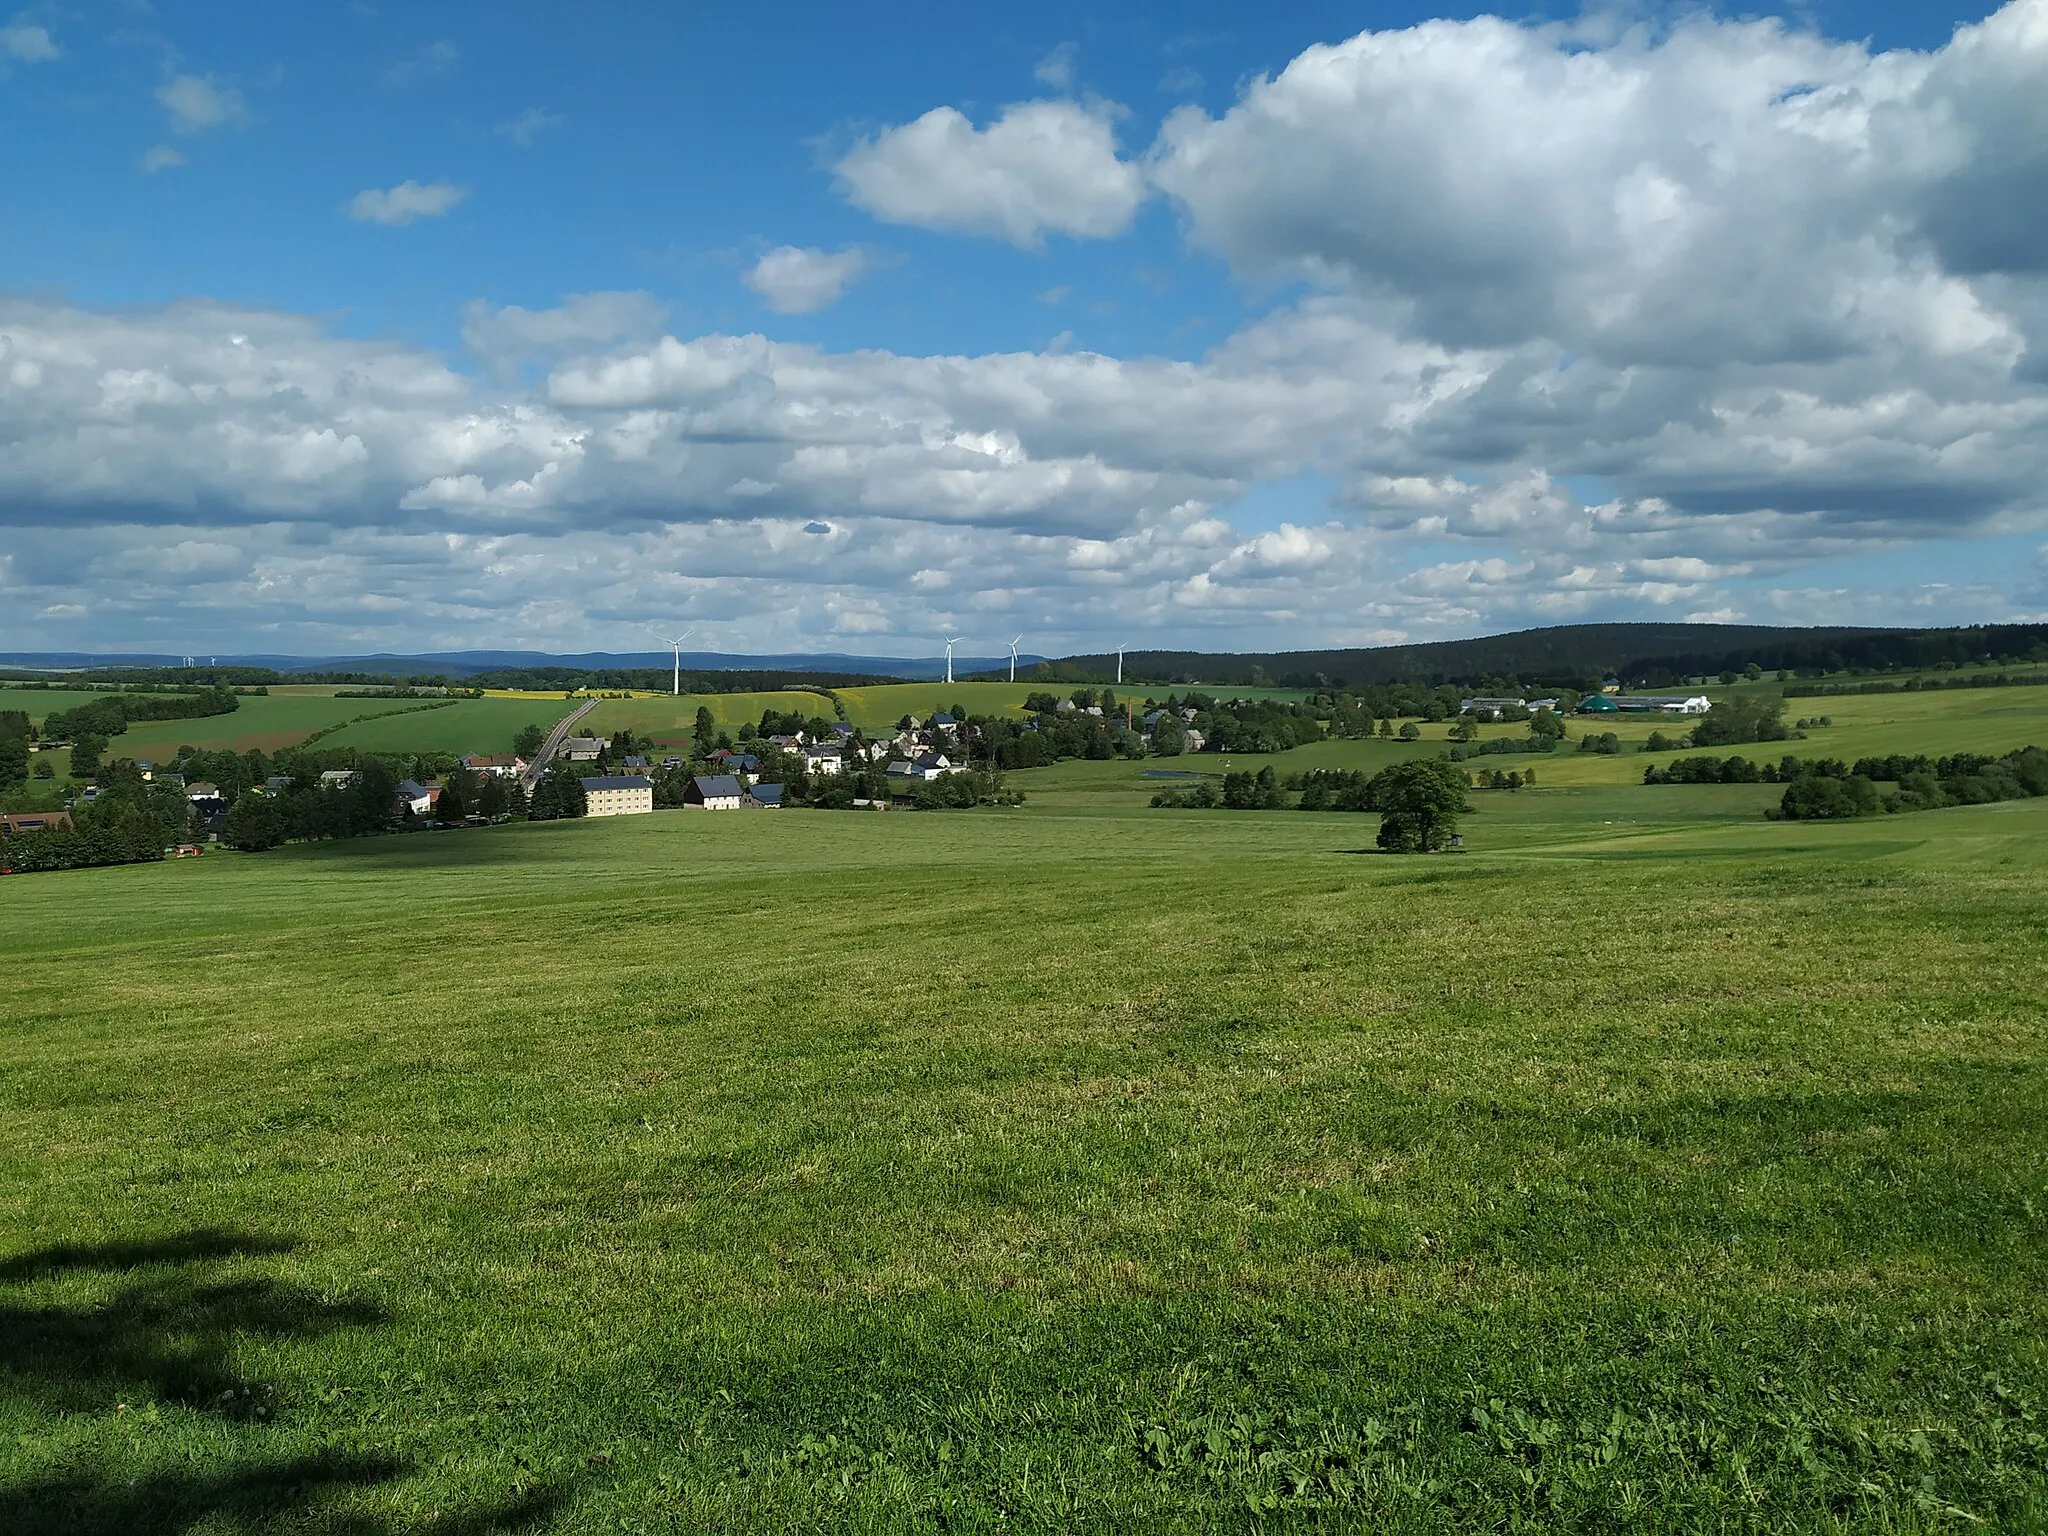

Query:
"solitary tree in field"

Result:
[[693, 706, 717, 749], [1372, 758, 1471, 853], [514, 723, 545, 758]]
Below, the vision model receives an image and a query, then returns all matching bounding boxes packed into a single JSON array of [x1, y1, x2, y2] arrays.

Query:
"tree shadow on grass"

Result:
[[0, 1229, 567, 1534]]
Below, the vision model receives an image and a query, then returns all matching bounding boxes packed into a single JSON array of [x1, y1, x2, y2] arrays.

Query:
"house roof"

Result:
[[931, 713, 956, 725], [691, 774, 743, 798], [729, 753, 760, 769], [395, 779, 430, 797], [581, 775, 653, 791], [748, 783, 784, 804]]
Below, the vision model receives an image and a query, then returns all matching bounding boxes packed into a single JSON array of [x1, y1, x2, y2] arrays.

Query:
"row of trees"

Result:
[[1773, 746, 2048, 820], [1154, 759, 1473, 851], [38, 686, 242, 742]]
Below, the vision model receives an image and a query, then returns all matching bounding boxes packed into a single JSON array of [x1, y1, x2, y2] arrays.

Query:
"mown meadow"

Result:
[[4, 753, 2046, 1530]]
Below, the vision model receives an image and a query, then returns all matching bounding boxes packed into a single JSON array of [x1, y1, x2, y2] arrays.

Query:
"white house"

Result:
[[394, 779, 436, 816], [462, 753, 525, 778], [319, 769, 359, 790], [804, 745, 844, 775], [888, 751, 958, 782], [580, 774, 654, 817], [684, 773, 744, 810]]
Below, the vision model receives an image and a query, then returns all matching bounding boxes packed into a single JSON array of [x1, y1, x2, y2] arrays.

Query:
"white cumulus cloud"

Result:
[[834, 100, 1145, 247], [140, 145, 187, 174], [1, 19, 57, 61], [743, 246, 870, 315], [350, 181, 468, 226], [157, 74, 245, 134], [495, 107, 563, 148]]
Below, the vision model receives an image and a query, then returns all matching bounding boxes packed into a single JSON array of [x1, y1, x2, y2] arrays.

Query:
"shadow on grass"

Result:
[[0, 1230, 568, 1534]]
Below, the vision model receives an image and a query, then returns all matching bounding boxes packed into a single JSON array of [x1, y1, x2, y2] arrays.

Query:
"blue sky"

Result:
[[1, 0, 2044, 656]]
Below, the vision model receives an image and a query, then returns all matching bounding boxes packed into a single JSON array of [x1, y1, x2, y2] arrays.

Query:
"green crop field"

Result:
[[4, 683, 2048, 1532]]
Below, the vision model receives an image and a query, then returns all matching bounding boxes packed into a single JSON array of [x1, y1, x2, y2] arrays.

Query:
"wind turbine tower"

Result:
[[1008, 635, 1022, 682], [650, 625, 696, 696], [1115, 644, 1126, 685], [943, 635, 964, 687]]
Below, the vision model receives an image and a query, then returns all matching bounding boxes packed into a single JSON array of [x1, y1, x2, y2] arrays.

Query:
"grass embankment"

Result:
[[3, 792, 2046, 1530]]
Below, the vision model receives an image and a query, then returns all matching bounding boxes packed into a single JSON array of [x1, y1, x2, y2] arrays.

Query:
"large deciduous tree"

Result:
[[1371, 758, 1471, 853]]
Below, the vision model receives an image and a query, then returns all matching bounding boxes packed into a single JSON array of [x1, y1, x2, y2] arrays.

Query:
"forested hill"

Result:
[[1045, 622, 2048, 689]]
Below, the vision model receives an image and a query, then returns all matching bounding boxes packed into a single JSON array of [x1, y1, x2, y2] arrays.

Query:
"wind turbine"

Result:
[[1115, 644, 1126, 685], [943, 635, 965, 687], [650, 625, 695, 696], [1008, 635, 1023, 682]]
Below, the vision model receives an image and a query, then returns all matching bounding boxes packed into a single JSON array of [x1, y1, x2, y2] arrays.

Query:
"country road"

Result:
[[519, 697, 601, 793]]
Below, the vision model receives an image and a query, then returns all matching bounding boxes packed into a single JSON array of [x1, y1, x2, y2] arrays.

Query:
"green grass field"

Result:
[[4, 687, 2047, 1530]]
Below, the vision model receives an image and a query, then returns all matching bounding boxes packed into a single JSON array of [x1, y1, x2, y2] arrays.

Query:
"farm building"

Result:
[[685, 774, 744, 810], [462, 753, 524, 777], [1459, 697, 1527, 719], [1579, 694, 1712, 715], [747, 783, 784, 808], [559, 736, 608, 761], [580, 774, 654, 817], [0, 810, 72, 837]]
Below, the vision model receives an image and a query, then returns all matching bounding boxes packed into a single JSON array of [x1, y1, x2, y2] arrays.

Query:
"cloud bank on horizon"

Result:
[[3, 1, 2047, 655]]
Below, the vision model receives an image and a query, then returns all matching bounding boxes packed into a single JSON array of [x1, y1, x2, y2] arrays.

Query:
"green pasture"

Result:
[[835, 681, 1043, 728], [313, 697, 578, 757], [582, 691, 839, 745], [1, 688, 145, 722], [5, 763, 2048, 1530], [39, 695, 431, 758]]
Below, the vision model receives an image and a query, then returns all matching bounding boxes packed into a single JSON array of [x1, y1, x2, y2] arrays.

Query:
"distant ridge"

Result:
[[8, 622, 2046, 690], [0, 648, 1048, 683], [1045, 621, 2048, 688]]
